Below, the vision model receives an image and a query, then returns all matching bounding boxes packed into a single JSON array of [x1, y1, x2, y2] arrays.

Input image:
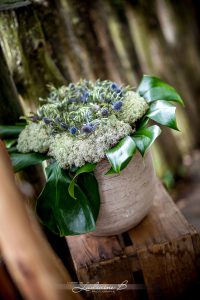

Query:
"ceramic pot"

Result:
[[92, 151, 156, 236]]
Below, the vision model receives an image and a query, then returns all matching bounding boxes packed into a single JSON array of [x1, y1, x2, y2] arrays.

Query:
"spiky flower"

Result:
[[112, 100, 123, 111]]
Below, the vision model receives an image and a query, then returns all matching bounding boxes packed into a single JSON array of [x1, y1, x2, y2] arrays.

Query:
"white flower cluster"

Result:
[[17, 123, 50, 153], [117, 91, 149, 124], [48, 116, 132, 168]]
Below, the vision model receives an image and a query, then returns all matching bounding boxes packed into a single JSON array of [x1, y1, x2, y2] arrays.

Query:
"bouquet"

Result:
[[0, 75, 184, 236]]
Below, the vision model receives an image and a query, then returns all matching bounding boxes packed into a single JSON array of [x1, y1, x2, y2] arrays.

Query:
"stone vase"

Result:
[[92, 151, 156, 236]]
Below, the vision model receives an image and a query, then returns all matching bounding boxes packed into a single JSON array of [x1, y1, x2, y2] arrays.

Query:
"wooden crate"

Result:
[[66, 181, 200, 300]]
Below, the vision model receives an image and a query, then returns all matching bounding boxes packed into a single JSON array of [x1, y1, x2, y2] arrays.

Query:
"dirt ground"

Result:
[[171, 150, 200, 231]]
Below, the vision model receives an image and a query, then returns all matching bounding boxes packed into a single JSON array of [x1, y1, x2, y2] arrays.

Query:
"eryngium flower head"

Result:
[[101, 107, 109, 117], [112, 100, 123, 111], [81, 124, 94, 133]]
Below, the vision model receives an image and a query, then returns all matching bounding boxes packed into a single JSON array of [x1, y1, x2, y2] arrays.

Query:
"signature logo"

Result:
[[72, 280, 128, 293]]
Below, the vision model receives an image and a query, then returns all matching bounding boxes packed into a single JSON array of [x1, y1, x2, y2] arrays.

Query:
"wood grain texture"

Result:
[[128, 180, 196, 248], [137, 236, 200, 300], [66, 180, 200, 300], [66, 234, 123, 269]]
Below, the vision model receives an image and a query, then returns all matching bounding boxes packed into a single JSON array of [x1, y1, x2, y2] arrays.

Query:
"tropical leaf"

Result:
[[36, 162, 99, 236], [68, 163, 97, 199], [132, 125, 161, 156], [137, 75, 184, 105], [10, 152, 48, 172], [78, 172, 100, 221], [0, 124, 25, 139], [106, 136, 136, 173], [136, 117, 149, 130], [7, 146, 18, 153], [147, 100, 179, 130]]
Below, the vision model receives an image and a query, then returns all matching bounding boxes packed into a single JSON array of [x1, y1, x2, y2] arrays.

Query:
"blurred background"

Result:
[[0, 0, 200, 229]]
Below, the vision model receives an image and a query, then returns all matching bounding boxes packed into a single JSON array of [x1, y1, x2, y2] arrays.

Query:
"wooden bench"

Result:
[[66, 181, 200, 300], [0, 181, 199, 299]]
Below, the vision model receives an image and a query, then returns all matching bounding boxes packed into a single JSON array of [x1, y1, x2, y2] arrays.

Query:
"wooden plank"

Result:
[[66, 181, 200, 299], [66, 234, 123, 269], [128, 180, 200, 299], [66, 235, 139, 299], [128, 180, 196, 248], [137, 235, 200, 300]]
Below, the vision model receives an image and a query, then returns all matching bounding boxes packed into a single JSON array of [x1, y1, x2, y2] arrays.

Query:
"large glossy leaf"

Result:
[[137, 75, 184, 105], [7, 146, 18, 153], [147, 100, 179, 130], [36, 162, 98, 236], [136, 117, 149, 130], [10, 152, 48, 172], [68, 163, 96, 199], [106, 136, 136, 173], [78, 173, 100, 221], [132, 125, 161, 156], [0, 124, 25, 139]]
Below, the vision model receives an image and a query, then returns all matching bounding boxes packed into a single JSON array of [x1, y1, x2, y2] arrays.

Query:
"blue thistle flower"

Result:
[[110, 82, 118, 90], [81, 91, 89, 103], [68, 98, 76, 103], [60, 122, 69, 130], [70, 127, 77, 135], [99, 92, 105, 102], [43, 117, 52, 124], [101, 107, 109, 117], [81, 124, 94, 133], [30, 115, 39, 122], [69, 83, 75, 89], [116, 88, 122, 94], [113, 100, 123, 111]]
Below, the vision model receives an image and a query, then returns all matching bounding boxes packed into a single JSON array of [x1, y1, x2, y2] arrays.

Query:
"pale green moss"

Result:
[[17, 123, 50, 153], [48, 116, 132, 168], [117, 91, 149, 125]]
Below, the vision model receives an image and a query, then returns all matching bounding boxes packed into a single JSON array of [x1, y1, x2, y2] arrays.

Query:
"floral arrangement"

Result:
[[0, 75, 184, 236]]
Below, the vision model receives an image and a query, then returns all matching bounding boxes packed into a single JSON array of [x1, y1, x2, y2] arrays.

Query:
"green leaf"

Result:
[[137, 75, 184, 105], [36, 162, 98, 236], [78, 173, 100, 221], [68, 163, 97, 199], [136, 117, 149, 130], [147, 100, 179, 130], [10, 152, 48, 172], [4, 139, 18, 148], [7, 146, 18, 153], [106, 136, 136, 173], [132, 125, 161, 156], [0, 124, 25, 139], [104, 167, 116, 175]]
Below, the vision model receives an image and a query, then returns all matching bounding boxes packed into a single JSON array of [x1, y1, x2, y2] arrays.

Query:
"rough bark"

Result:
[[0, 45, 23, 124], [0, 6, 65, 110]]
